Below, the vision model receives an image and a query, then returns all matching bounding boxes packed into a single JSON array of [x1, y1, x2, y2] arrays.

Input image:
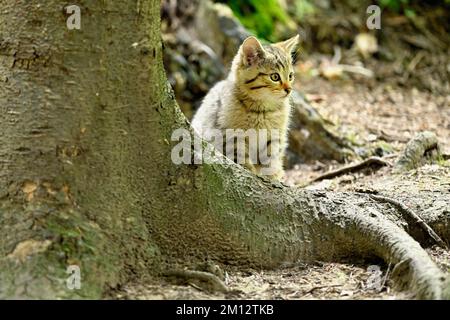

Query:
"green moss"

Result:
[[42, 209, 116, 298], [372, 140, 395, 155], [436, 156, 450, 167], [0, 210, 108, 298], [345, 132, 363, 146]]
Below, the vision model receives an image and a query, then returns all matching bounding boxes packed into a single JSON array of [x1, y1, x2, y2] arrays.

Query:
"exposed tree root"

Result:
[[194, 160, 450, 299], [395, 131, 440, 171], [318, 193, 448, 299], [312, 156, 391, 182], [369, 194, 448, 249]]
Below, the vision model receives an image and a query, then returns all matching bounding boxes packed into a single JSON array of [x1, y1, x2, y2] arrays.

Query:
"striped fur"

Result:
[[191, 35, 299, 180]]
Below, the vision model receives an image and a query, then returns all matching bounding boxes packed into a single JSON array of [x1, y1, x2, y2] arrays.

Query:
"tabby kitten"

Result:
[[191, 35, 299, 180]]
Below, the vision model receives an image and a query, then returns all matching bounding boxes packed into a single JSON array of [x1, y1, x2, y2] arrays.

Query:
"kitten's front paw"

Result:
[[266, 170, 284, 181], [257, 168, 284, 181], [242, 163, 258, 175]]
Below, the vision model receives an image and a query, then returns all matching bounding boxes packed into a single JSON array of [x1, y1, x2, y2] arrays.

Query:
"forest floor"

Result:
[[113, 247, 449, 300], [112, 62, 450, 300]]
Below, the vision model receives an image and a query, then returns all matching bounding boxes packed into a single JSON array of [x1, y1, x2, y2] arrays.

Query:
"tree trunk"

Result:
[[0, 0, 448, 299], [0, 0, 168, 298]]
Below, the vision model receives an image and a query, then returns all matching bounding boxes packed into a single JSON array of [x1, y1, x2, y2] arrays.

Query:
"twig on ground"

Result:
[[188, 282, 206, 292], [367, 127, 410, 143], [340, 64, 374, 77], [313, 156, 391, 182], [381, 262, 392, 290], [304, 284, 343, 295], [163, 270, 229, 293], [369, 194, 448, 249], [320, 46, 374, 78]]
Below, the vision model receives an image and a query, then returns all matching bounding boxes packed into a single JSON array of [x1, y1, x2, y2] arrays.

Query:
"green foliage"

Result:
[[219, 0, 291, 41], [220, 0, 449, 41], [377, 0, 450, 15], [378, 0, 410, 12], [377, 0, 419, 19]]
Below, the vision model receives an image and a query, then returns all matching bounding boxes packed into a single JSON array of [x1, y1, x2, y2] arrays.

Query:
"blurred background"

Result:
[[160, 0, 449, 185]]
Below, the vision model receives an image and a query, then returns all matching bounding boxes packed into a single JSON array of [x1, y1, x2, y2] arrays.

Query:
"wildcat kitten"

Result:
[[191, 35, 299, 180]]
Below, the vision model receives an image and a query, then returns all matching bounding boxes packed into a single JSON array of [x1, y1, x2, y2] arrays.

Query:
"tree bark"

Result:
[[0, 0, 167, 298], [0, 0, 448, 299]]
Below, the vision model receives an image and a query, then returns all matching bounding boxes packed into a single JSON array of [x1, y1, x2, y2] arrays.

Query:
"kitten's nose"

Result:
[[282, 83, 292, 94]]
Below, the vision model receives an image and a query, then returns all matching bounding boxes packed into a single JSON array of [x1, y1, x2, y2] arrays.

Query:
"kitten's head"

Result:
[[233, 35, 299, 102]]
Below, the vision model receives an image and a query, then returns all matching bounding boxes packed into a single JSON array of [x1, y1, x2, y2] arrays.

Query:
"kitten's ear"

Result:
[[241, 36, 265, 66], [276, 34, 300, 54]]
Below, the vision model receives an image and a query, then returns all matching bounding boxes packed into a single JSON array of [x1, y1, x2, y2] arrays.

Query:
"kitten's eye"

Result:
[[270, 73, 280, 82], [289, 72, 294, 81]]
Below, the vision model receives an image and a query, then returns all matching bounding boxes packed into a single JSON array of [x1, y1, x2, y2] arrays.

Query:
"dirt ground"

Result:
[[112, 247, 449, 300], [112, 62, 449, 300], [286, 59, 450, 186]]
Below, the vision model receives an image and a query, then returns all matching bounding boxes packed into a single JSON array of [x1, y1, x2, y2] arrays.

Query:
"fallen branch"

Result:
[[320, 46, 374, 79], [313, 156, 391, 182], [369, 194, 448, 249]]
